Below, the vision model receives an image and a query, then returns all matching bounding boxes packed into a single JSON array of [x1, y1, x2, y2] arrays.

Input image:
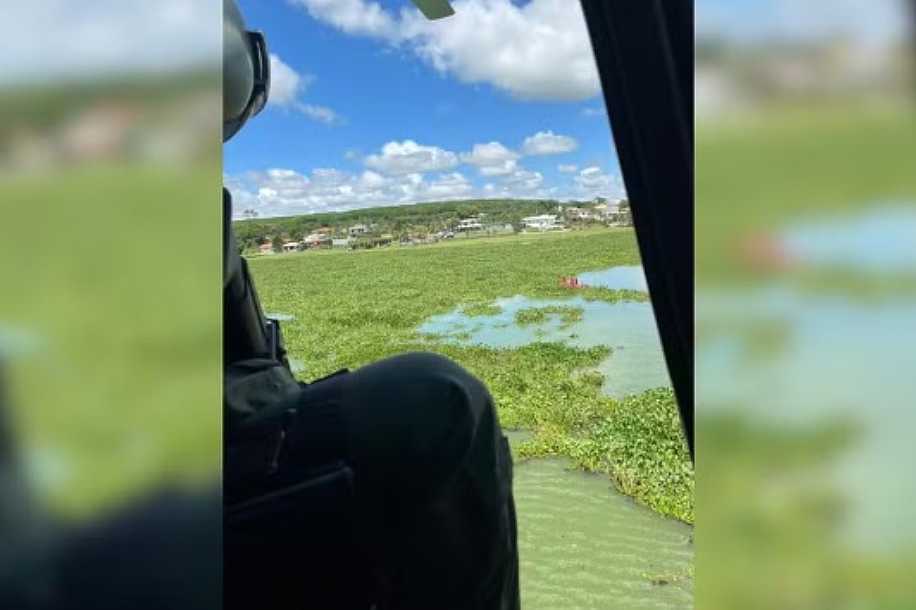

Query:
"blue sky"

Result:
[[224, 0, 625, 218]]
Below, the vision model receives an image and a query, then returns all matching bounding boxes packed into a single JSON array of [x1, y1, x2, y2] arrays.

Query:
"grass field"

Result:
[[247, 227, 694, 522]]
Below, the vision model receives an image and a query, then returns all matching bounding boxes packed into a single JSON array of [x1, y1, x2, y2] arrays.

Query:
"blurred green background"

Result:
[[696, 2, 916, 608], [0, 72, 221, 519]]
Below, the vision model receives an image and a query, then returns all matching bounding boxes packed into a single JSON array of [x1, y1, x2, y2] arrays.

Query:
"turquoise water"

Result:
[[781, 204, 916, 273], [418, 294, 670, 399], [698, 287, 916, 553]]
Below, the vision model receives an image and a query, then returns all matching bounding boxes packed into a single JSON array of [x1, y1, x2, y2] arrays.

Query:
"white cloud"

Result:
[[460, 141, 519, 166], [581, 106, 605, 118], [460, 141, 520, 176], [1, 0, 218, 85], [359, 169, 388, 189], [558, 164, 578, 173], [502, 168, 544, 191], [479, 159, 518, 177], [573, 165, 623, 199], [228, 166, 478, 217], [426, 172, 473, 198], [292, 0, 601, 101], [289, 0, 398, 39], [296, 103, 342, 125], [266, 53, 343, 125], [268, 54, 312, 106], [480, 165, 550, 200], [522, 130, 578, 156], [228, 159, 563, 217], [365, 140, 460, 175]]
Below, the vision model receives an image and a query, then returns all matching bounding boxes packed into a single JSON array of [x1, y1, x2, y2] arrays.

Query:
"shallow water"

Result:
[[698, 287, 916, 552], [419, 294, 669, 399], [578, 265, 650, 292], [780, 204, 916, 274], [514, 457, 693, 610]]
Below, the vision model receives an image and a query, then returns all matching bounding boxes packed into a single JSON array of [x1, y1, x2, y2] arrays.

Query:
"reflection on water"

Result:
[[515, 457, 693, 610]]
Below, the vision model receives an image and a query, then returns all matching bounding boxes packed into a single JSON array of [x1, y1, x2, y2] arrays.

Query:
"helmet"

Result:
[[223, 0, 270, 142]]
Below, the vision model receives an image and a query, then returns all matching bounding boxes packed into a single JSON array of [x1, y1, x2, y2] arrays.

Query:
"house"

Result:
[[522, 214, 564, 231], [58, 102, 140, 162], [304, 233, 331, 248], [348, 224, 369, 237], [281, 241, 301, 253], [564, 206, 596, 221], [456, 217, 483, 232], [606, 199, 633, 226], [258, 242, 274, 255], [332, 238, 352, 249]]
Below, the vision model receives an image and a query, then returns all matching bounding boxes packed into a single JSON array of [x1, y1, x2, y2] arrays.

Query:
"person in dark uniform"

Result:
[[222, 1, 520, 609]]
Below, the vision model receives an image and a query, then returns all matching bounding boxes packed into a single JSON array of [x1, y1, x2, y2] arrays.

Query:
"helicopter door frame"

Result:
[[580, 0, 694, 460]]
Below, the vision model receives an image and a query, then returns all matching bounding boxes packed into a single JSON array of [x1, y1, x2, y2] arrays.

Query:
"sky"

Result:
[[223, 0, 626, 218]]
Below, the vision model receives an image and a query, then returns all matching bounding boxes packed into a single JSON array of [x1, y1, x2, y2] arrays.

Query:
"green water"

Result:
[[514, 457, 693, 609]]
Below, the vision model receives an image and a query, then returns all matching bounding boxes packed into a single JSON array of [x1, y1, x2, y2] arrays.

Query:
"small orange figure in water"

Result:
[[738, 231, 798, 274]]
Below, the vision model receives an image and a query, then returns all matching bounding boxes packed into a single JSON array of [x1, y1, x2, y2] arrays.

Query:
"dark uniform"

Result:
[[223, 190, 520, 610]]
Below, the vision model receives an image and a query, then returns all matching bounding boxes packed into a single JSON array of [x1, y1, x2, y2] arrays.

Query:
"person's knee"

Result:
[[343, 351, 493, 500]]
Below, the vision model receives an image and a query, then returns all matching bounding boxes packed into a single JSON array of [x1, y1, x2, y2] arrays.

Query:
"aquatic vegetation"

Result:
[[514, 305, 584, 327], [247, 228, 693, 522], [575, 388, 693, 523], [462, 302, 502, 317]]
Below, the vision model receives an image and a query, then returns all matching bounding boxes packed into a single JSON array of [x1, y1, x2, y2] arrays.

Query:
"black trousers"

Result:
[[225, 352, 521, 610]]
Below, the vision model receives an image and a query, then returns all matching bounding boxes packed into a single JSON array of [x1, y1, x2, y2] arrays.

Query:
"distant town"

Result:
[[233, 197, 632, 255]]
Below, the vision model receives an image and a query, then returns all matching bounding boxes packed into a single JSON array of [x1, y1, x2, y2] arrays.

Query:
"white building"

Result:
[[332, 238, 352, 249], [281, 242, 301, 253], [564, 206, 597, 221], [522, 215, 563, 231], [304, 233, 331, 248], [348, 224, 368, 237], [456, 217, 483, 232]]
